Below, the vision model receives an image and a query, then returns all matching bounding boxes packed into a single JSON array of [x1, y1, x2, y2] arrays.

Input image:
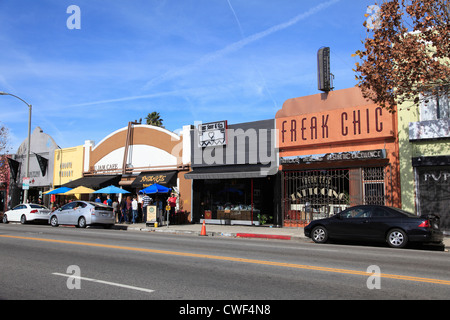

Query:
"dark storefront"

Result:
[[413, 156, 450, 231], [186, 119, 281, 226]]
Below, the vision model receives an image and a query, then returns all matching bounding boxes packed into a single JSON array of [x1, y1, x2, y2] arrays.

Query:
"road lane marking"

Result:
[[2, 234, 450, 286], [52, 273, 155, 293]]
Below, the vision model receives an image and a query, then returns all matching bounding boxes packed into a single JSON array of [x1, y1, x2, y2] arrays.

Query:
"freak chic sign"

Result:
[[277, 104, 394, 148]]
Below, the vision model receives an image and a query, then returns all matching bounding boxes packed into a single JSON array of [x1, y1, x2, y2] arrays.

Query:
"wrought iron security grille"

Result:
[[282, 166, 389, 226], [362, 167, 386, 205]]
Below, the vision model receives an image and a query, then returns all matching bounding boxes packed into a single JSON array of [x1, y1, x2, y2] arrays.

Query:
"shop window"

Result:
[[194, 178, 275, 225]]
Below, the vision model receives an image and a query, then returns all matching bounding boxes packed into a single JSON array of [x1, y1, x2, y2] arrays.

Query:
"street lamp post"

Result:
[[0, 91, 32, 203]]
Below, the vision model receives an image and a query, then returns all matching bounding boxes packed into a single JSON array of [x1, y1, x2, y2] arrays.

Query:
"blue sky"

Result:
[[0, 0, 378, 151]]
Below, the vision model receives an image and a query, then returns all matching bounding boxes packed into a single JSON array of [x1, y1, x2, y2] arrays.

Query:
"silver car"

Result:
[[49, 201, 115, 228]]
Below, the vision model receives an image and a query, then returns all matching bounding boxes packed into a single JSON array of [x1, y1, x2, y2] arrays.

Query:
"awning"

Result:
[[62, 175, 121, 189], [185, 164, 277, 180], [130, 171, 177, 188]]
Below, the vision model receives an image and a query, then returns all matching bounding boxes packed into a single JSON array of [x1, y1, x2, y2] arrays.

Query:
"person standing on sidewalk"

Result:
[[168, 193, 177, 214], [131, 196, 138, 224], [142, 193, 151, 223]]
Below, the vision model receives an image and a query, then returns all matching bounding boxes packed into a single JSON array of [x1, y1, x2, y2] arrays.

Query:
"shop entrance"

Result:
[[282, 166, 391, 226]]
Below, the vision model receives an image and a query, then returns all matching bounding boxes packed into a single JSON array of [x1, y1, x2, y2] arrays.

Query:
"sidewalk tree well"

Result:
[[353, 0, 450, 112]]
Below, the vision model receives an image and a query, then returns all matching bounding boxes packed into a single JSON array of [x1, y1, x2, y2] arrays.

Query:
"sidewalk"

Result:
[[123, 222, 304, 240], [116, 222, 450, 249]]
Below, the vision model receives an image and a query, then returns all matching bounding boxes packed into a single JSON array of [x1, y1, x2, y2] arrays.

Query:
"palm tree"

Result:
[[145, 112, 163, 127]]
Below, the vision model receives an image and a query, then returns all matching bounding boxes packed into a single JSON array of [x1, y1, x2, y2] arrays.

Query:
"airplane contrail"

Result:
[[73, 0, 340, 107], [143, 0, 341, 89]]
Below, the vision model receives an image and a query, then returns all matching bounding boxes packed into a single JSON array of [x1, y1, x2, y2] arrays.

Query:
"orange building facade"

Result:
[[276, 87, 401, 227]]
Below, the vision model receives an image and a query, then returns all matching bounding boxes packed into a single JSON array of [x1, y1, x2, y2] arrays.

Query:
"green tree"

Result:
[[145, 111, 164, 127]]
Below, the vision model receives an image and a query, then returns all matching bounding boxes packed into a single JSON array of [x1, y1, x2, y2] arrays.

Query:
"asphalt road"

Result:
[[0, 223, 449, 304]]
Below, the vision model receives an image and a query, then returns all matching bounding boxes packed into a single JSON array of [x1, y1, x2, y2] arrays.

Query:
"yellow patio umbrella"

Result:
[[64, 186, 95, 194]]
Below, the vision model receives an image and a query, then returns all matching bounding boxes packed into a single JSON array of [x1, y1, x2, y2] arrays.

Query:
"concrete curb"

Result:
[[122, 224, 308, 241]]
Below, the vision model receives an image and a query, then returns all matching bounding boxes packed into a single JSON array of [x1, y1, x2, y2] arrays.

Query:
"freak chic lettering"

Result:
[[280, 106, 384, 143]]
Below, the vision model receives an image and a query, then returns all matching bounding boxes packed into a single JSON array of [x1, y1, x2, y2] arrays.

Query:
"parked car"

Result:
[[3, 203, 51, 224], [304, 205, 443, 248], [49, 200, 114, 228]]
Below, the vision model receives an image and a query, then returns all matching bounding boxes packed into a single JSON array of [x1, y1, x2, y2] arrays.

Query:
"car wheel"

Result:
[[20, 215, 27, 224], [78, 216, 87, 228], [387, 229, 407, 248], [50, 216, 59, 227], [3, 214, 8, 224], [312, 226, 328, 244]]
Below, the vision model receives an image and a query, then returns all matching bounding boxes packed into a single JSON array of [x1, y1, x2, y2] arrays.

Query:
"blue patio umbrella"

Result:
[[139, 183, 171, 194], [44, 186, 73, 195], [93, 185, 130, 194]]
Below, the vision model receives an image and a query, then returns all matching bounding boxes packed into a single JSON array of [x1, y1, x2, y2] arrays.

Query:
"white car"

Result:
[[3, 203, 51, 224]]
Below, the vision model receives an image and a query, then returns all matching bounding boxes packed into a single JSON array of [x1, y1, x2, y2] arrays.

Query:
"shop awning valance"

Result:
[[130, 170, 177, 188], [62, 175, 121, 189], [185, 164, 277, 180]]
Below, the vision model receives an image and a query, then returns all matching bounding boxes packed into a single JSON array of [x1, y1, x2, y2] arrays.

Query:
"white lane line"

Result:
[[52, 273, 155, 293]]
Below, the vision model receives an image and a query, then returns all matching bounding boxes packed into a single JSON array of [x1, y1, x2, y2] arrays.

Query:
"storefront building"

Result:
[[276, 87, 401, 226], [398, 92, 450, 232], [50, 145, 85, 204], [186, 119, 281, 226], [63, 123, 192, 220], [53, 145, 85, 187], [9, 127, 59, 208]]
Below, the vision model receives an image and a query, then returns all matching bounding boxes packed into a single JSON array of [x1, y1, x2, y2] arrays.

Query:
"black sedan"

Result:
[[304, 205, 444, 248]]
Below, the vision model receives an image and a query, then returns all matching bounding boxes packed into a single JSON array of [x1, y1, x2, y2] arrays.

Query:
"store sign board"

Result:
[[277, 104, 394, 148], [198, 121, 227, 147], [131, 171, 177, 188], [281, 149, 386, 165]]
